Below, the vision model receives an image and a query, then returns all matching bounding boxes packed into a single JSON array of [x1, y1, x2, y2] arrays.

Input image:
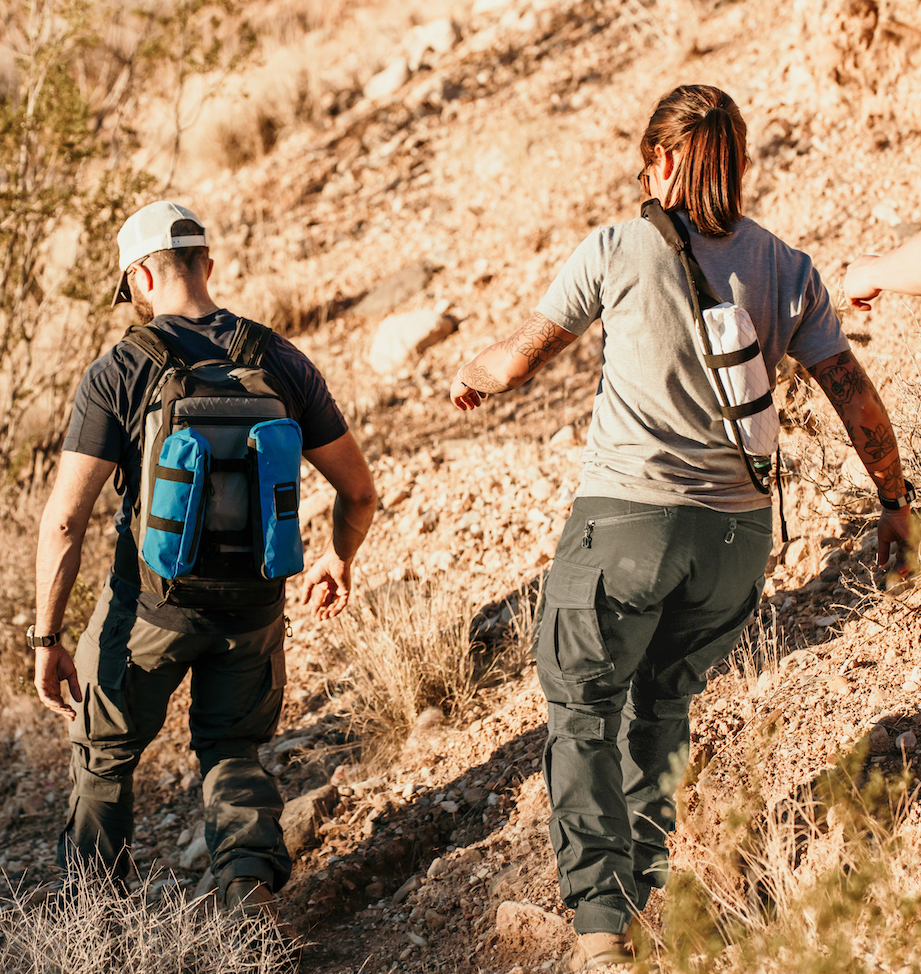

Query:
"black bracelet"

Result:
[[879, 479, 916, 510]]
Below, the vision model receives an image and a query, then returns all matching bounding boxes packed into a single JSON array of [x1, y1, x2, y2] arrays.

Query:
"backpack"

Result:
[[641, 199, 780, 494], [115, 317, 305, 609]]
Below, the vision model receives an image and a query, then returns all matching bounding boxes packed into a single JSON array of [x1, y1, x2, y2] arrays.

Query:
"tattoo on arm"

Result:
[[860, 423, 897, 461], [459, 311, 576, 394], [807, 351, 869, 408], [461, 364, 508, 395], [501, 312, 573, 372], [881, 458, 904, 496]]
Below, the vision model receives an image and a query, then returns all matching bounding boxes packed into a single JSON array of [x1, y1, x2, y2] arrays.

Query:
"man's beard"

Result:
[[132, 291, 154, 324]]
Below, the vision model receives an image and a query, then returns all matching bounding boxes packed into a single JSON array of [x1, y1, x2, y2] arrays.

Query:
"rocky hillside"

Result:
[[4, 1, 921, 972]]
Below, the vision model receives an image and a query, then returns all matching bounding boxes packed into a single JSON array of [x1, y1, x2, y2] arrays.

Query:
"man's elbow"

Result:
[[341, 483, 378, 513], [39, 506, 89, 547]]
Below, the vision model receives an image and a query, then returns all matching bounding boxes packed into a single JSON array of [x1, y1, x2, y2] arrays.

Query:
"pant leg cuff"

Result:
[[573, 900, 631, 935], [216, 857, 277, 897]]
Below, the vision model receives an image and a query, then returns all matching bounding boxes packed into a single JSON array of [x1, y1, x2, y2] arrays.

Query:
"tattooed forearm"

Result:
[[808, 351, 871, 407], [860, 423, 897, 461], [457, 311, 576, 394], [880, 458, 904, 497], [501, 312, 573, 372], [459, 363, 509, 394]]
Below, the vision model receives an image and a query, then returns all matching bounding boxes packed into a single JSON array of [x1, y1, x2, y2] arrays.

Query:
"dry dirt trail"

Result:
[[3, 1, 921, 972]]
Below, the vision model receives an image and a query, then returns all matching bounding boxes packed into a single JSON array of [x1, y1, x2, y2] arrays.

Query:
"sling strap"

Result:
[[641, 199, 788, 538]]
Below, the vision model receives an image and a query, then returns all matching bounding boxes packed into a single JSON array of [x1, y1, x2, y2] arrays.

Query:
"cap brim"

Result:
[[111, 269, 131, 307]]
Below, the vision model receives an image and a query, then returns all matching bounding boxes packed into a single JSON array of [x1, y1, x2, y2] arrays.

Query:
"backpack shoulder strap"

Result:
[[228, 317, 273, 366], [641, 199, 722, 309], [121, 324, 191, 368]]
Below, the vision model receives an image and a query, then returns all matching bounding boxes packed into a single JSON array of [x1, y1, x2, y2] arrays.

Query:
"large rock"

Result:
[[495, 901, 568, 949], [406, 17, 460, 69], [369, 310, 457, 374], [280, 784, 338, 855], [364, 57, 409, 100], [353, 259, 435, 318]]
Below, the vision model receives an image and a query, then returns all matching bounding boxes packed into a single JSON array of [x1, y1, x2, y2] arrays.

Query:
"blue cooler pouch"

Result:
[[248, 418, 304, 579], [141, 428, 210, 578]]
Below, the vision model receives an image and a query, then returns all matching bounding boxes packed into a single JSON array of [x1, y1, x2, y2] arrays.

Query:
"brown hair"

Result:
[[145, 219, 210, 278], [640, 85, 749, 237]]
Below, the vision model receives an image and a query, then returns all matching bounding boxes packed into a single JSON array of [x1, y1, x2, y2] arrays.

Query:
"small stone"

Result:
[[407, 931, 428, 947], [364, 57, 410, 100], [896, 731, 917, 754], [868, 724, 891, 756], [392, 875, 422, 905], [383, 486, 412, 508], [179, 835, 209, 870], [463, 787, 489, 806], [425, 908, 447, 931], [366, 882, 385, 899], [274, 735, 313, 756], [783, 538, 810, 567], [427, 856, 449, 879], [440, 800, 459, 813], [548, 425, 576, 449]]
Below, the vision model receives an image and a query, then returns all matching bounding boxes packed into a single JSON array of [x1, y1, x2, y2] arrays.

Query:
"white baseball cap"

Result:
[[111, 201, 209, 306]]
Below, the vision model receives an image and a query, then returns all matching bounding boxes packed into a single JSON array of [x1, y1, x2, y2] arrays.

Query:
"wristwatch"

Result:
[[26, 625, 61, 649], [878, 479, 916, 510]]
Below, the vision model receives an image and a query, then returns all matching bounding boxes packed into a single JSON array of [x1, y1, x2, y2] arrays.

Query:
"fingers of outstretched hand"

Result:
[[450, 377, 485, 411], [877, 509, 915, 572]]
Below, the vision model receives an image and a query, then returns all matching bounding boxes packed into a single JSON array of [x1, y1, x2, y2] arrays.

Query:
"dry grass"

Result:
[[0, 860, 298, 974], [639, 762, 921, 974], [330, 574, 535, 767]]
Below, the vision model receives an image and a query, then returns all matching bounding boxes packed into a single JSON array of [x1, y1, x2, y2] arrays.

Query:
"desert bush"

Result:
[[332, 575, 534, 765], [642, 761, 921, 974], [0, 861, 298, 973]]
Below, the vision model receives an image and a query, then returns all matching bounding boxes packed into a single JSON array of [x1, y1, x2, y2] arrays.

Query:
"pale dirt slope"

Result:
[[3, 1, 921, 972]]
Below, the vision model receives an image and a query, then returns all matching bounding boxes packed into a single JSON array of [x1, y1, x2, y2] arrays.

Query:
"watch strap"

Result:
[[27, 626, 62, 649], [879, 479, 915, 510]]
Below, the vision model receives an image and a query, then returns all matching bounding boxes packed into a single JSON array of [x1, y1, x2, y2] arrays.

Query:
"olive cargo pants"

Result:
[[58, 582, 292, 895], [536, 497, 772, 935]]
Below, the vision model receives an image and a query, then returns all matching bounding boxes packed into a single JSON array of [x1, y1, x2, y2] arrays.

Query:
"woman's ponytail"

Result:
[[640, 86, 749, 237]]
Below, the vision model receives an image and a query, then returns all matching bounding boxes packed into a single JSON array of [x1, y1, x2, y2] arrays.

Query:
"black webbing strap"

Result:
[[121, 325, 193, 368], [704, 342, 760, 369], [154, 465, 195, 483], [641, 198, 773, 498], [227, 317, 272, 366], [720, 390, 773, 422], [148, 514, 183, 535]]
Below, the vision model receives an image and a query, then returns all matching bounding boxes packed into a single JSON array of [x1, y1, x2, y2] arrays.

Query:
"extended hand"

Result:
[[301, 549, 353, 620], [877, 506, 916, 576], [450, 374, 487, 411], [843, 254, 882, 311], [34, 644, 81, 721]]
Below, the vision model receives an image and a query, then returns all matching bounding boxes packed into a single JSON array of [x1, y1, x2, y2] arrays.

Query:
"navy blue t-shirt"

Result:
[[63, 310, 348, 634]]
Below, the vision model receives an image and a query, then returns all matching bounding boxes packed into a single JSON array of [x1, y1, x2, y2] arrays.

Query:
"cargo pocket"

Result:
[[538, 559, 613, 687]]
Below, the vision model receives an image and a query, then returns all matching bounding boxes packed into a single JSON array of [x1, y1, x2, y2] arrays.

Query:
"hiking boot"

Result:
[[224, 877, 279, 919], [555, 932, 633, 973], [224, 877, 301, 965]]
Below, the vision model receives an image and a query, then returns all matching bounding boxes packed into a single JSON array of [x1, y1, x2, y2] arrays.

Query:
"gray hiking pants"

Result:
[[535, 497, 772, 935], [58, 582, 292, 895]]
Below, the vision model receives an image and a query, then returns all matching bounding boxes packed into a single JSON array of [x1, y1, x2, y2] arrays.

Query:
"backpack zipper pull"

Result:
[[724, 518, 736, 544], [582, 521, 595, 549]]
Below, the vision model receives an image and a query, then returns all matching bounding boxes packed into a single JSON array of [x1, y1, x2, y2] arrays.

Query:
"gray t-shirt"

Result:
[[536, 212, 849, 512]]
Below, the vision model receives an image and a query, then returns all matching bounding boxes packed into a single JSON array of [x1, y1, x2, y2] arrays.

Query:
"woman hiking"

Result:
[[449, 84, 913, 973]]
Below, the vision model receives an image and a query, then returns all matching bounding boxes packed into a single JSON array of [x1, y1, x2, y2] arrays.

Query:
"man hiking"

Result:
[[31, 200, 376, 919]]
